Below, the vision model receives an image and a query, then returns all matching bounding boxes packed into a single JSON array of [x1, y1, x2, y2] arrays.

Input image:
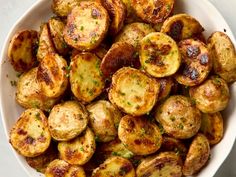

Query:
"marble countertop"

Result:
[[0, 0, 236, 176]]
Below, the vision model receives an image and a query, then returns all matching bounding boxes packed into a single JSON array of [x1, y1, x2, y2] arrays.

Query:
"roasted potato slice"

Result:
[[63, 1, 109, 51], [131, 0, 174, 24], [136, 152, 183, 177], [8, 30, 38, 72], [48, 101, 88, 141], [92, 156, 135, 177], [139, 32, 181, 78], [87, 100, 122, 142], [37, 53, 68, 98], [118, 115, 162, 155], [200, 112, 224, 145], [16, 67, 58, 111], [157, 77, 175, 101], [10, 108, 51, 157], [155, 95, 201, 139], [182, 133, 210, 176], [161, 13, 204, 41], [189, 76, 230, 113], [100, 42, 136, 78], [208, 31, 236, 83], [58, 128, 96, 165], [52, 0, 81, 17], [67, 165, 86, 177], [108, 67, 160, 116], [175, 39, 212, 86], [121, 0, 142, 24], [70, 52, 105, 103]]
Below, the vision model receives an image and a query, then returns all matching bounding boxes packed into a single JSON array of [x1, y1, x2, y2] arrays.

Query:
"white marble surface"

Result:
[[0, 0, 236, 176]]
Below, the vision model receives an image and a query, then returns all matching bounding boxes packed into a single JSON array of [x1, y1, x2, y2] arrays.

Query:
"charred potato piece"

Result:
[[16, 67, 58, 111], [121, 0, 142, 24], [189, 76, 230, 113], [208, 31, 236, 83], [136, 152, 183, 177], [131, 0, 174, 24], [175, 39, 212, 86], [63, 1, 109, 51], [118, 115, 162, 155], [70, 52, 105, 103], [8, 30, 38, 72], [100, 42, 136, 78], [52, 0, 81, 17], [200, 112, 224, 145], [48, 101, 88, 141], [58, 128, 96, 165], [108, 67, 160, 116], [92, 156, 135, 177], [182, 133, 210, 176], [155, 95, 201, 139], [10, 108, 51, 157], [37, 53, 68, 98], [161, 13, 204, 41], [140, 32, 181, 78], [87, 100, 122, 142], [157, 77, 175, 101]]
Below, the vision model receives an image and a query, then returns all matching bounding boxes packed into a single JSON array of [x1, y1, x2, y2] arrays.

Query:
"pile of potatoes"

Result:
[[7, 0, 236, 176]]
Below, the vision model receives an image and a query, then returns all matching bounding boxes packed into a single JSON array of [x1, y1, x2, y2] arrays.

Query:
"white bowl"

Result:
[[0, 0, 236, 176]]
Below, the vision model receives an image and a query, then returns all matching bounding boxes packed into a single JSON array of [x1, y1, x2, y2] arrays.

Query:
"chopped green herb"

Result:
[[35, 112, 40, 120], [140, 128, 146, 136], [16, 73, 22, 78], [80, 147, 84, 152], [178, 123, 184, 130], [170, 116, 176, 121], [80, 26, 84, 31], [10, 80, 17, 86]]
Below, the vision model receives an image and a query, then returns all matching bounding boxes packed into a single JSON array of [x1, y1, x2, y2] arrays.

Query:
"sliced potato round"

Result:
[[87, 100, 122, 142], [200, 112, 224, 145], [58, 127, 96, 165], [161, 13, 204, 41], [52, 0, 81, 17], [16, 67, 58, 111], [108, 67, 160, 116], [37, 53, 68, 98], [63, 1, 109, 51], [10, 108, 51, 157], [131, 0, 174, 24], [118, 115, 162, 155], [189, 76, 230, 113], [182, 133, 210, 176], [8, 30, 38, 72], [208, 31, 236, 83], [92, 156, 135, 177], [48, 101, 88, 141], [139, 32, 181, 78], [70, 52, 105, 103], [155, 95, 201, 139], [136, 152, 183, 177], [157, 77, 174, 101], [121, 0, 142, 24], [100, 42, 136, 78], [175, 39, 212, 86]]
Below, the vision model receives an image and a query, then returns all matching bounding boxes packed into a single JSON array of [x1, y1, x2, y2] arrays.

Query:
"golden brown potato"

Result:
[[131, 0, 174, 24], [100, 42, 136, 78], [67, 165, 86, 177], [58, 128, 96, 165], [182, 133, 210, 176], [136, 152, 183, 177], [52, 0, 81, 17], [37, 53, 68, 98], [161, 13, 204, 41], [189, 76, 230, 113], [92, 156, 135, 177], [200, 112, 224, 145], [175, 39, 212, 86], [10, 108, 51, 157], [63, 1, 109, 51], [118, 115, 162, 155], [8, 30, 38, 72], [139, 32, 181, 78], [155, 95, 201, 139], [70, 52, 105, 103], [208, 31, 236, 83], [157, 77, 175, 101], [108, 67, 160, 116], [121, 0, 142, 23], [48, 101, 88, 141]]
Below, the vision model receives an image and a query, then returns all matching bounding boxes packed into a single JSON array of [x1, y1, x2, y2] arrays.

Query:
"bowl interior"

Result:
[[0, 0, 236, 176]]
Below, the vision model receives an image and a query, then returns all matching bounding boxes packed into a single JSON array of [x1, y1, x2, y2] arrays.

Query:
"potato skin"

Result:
[[189, 76, 230, 113], [155, 95, 201, 139], [182, 133, 210, 176], [8, 30, 38, 72], [208, 31, 236, 83]]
